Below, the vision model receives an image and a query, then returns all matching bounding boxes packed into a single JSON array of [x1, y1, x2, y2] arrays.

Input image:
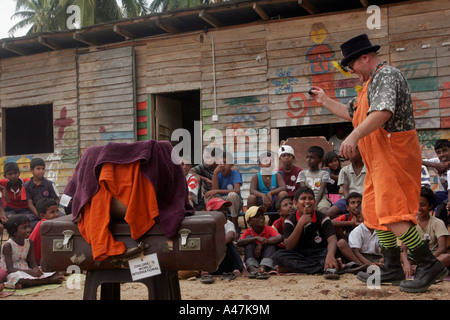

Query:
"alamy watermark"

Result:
[[366, 5, 381, 30], [170, 121, 280, 170], [66, 5, 81, 30]]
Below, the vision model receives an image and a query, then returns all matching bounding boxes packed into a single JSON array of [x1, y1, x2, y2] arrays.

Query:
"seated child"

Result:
[[401, 187, 450, 276], [0, 163, 39, 229], [332, 192, 363, 241], [272, 196, 295, 248], [337, 207, 383, 269], [205, 152, 243, 232], [278, 145, 302, 198], [191, 147, 220, 209], [0, 215, 64, 289], [248, 152, 288, 222], [25, 158, 60, 227], [296, 146, 332, 213], [323, 151, 342, 204], [237, 206, 282, 278], [29, 198, 60, 265], [326, 147, 366, 219], [272, 186, 339, 275], [200, 198, 245, 283]]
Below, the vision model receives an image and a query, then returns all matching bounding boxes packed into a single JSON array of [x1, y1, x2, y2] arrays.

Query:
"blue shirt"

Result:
[[217, 170, 242, 196]]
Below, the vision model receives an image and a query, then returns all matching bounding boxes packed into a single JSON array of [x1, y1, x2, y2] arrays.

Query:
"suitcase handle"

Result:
[[62, 230, 74, 246], [178, 229, 191, 247]]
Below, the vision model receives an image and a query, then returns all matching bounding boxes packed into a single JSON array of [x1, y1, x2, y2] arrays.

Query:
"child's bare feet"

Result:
[[49, 272, 65, 284]]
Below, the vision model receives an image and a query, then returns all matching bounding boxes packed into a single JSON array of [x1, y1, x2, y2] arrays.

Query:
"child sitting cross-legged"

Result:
[[29, 198, 61, 265], [272, 186, 340, 278], [237, 206, 282, 279], [0, 215, 64, 289]]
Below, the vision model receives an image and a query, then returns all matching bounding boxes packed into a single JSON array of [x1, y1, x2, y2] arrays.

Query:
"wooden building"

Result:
[[0, 0, 449, 201]]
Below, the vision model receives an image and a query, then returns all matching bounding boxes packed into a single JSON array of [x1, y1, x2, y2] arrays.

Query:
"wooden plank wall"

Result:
[[146, 34, 202, 94], [266, 8, 389, 129], [201, 25, 270, 201], [0, 49, 78, 189], [77, 46, 136, 151], [388, 0, 450, 189]]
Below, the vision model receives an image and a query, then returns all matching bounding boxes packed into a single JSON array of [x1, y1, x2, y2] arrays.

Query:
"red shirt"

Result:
[[0, 178, 30, 209], [30, 219, 46, 264], [334, 212, 353, 222], [240, 225, 280, 244]]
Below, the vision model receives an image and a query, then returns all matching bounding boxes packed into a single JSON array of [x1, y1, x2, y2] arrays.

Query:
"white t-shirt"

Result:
[[296, 169, 332, 199], [348, 223, 381, 255]]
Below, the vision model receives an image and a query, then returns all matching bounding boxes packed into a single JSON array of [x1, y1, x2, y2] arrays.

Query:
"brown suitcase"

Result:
[[40, 212, 226, 273]]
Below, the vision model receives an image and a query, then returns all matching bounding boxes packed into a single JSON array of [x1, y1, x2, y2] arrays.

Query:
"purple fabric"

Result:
[[63, 139, 194, 239]]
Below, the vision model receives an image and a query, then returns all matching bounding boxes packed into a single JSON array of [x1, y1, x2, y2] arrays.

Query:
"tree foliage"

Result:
[[8, 0, 227, 36]]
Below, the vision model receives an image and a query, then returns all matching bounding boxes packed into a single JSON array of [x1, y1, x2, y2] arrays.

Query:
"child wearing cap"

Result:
[[278, 145, 302, 198], [201, 198, 245, 283], [237, 206, 282, 278]]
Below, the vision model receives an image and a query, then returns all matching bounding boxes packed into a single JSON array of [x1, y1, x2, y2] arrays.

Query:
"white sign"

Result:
[[128, 253, 161, 281], [60, 194, 72, 207]]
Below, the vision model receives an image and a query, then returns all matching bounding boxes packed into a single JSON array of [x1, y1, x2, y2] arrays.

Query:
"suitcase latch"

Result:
[[178, 229, 201, 251], [53, 230, 74, 252]]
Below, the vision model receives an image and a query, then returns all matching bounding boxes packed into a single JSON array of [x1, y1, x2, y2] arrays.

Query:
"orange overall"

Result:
[[353, 66, 421, 231], [78, 161, 159, 260]]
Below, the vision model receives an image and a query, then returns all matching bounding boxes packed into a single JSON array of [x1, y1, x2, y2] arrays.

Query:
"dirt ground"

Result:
[[1, 271, 449, 301]]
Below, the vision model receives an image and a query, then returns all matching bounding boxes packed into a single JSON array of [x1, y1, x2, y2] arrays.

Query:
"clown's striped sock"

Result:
[[398, 224, 423, 251], [375, 229, 397, 249]]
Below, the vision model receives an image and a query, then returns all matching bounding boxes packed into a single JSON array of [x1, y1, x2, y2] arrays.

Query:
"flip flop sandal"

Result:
[[200, 274, 215, 284], [324, 268, 340, 280], [256, 272, 270, 280], [221, 272, 237, 281], [337, 262, 367, 275], [247, 272, 258, 279]]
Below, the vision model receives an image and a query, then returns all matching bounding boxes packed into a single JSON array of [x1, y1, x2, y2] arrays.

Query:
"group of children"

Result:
[[1, 139, 450, 292], [0, 158, 64, 292], [195, 141, 450, 282]]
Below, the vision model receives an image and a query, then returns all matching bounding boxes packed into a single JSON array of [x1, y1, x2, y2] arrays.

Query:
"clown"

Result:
[[309, 34, 448, 293]]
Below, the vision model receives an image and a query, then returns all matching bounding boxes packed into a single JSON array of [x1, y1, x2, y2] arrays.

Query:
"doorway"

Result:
[[153, 90, 200, 161]]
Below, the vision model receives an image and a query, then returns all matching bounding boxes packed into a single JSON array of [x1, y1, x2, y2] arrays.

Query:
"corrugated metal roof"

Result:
[[0, 0, 410, 59]]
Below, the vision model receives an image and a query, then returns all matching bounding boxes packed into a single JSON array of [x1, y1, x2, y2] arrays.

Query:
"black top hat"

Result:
[[340, 34, 380, 67]]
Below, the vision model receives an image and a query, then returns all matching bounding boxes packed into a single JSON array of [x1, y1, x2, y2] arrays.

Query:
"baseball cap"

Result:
[[279, 145, 295, 157], [206, 197, 232, 211], [245, 206, 267, 223]]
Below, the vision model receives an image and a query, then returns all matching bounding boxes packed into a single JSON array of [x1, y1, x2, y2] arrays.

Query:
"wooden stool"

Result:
[[83, 269, 181, 300]]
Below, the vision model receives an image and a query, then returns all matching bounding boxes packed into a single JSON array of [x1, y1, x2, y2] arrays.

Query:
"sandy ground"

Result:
[[1, 271, 449, 301]]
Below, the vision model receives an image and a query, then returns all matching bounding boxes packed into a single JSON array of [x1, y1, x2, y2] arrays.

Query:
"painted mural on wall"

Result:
[[269, 20, 449, 133]]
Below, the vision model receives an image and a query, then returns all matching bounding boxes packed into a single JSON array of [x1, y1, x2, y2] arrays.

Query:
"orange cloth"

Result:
[[353, 66, 421, 231], [78, 161, 159, 261]]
